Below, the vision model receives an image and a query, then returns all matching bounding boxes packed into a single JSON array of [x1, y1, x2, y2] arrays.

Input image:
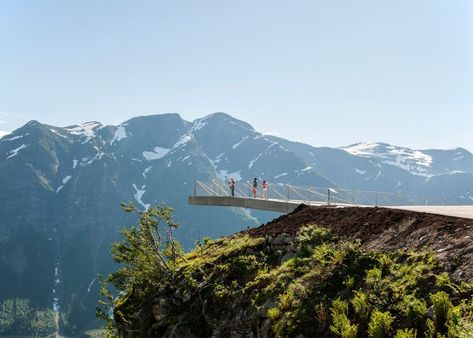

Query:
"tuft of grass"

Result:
[[267, 307, 279, 321], [430, 291, 453, 334], [352, 291, 370, 325], [329, 299, 358, 338], [368, 310, 394, 338], [394, 328, 417, 338]]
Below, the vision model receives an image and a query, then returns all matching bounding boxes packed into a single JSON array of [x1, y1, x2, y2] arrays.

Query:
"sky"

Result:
[[0, 1, 472, 151]]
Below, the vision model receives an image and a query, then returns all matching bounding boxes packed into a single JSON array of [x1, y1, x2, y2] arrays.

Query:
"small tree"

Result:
[[96, 203, 183, 336]]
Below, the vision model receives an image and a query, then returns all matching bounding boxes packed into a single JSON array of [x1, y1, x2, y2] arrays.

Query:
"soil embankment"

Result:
[[244, 205, 473, 282]]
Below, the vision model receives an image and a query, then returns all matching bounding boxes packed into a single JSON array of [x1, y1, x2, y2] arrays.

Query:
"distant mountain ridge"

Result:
[[0, 112, 472, 335], [268, 137, 473, 204]]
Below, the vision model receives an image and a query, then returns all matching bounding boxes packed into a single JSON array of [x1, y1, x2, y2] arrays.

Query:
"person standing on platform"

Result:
[[252, 177, 258, 198], [262, 180, 268, 199], [229, 178, 235, 197]]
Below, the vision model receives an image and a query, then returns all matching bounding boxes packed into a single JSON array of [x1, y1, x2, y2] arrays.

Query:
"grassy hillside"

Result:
[[99, 205, 473, 337]]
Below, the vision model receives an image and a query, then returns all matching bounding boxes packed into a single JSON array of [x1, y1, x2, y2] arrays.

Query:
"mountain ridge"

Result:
[[1, 112, 473, 335]]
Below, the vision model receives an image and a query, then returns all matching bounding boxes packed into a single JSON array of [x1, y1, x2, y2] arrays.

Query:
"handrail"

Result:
[[193, 179, 418, 207], [287, 185, 310, 204], [196, 181, 215, 196], [269, 184, 287, 200]]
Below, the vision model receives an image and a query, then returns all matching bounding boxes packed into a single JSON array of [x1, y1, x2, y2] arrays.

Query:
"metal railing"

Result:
[[193, 179, 415, 207]]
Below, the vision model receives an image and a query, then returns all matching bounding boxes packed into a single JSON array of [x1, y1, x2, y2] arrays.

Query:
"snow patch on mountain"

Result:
[[274, 172, 288, 179], [217, 170, 242, 182], [132, 184, 150, 210], [111, 124, 128, 144], [239, 208, 259, 223], [374, 170, 382, 180], [172, 134, 191, 149], [52, 263, 60, 312], [143, 166, 152, 178], [191, 118, 208, 132], [6, 144, 28, 159], [78, 152, 104, 167], [0, 131, 11, 138], [87, 277, 97, 293], [143, 147, 170, 160], [342, 143, 433, 177], [233, 136, 248, 149], [207, 153, 225, 168], [56, 176, 71, 193], [65, 122, 102, 143], [4, 134, 24, 141], [355, 169, 367, 175], [50, 129, 67, 138], [448, 171, 467, 175], [249, 153, 263, 169]]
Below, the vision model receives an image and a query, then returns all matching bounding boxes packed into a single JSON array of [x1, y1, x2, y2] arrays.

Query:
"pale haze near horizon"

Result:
[[0, 1, 472, 151]]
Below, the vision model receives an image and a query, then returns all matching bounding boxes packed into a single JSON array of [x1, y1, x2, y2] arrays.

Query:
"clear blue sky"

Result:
[[1, 1, 472, 151]]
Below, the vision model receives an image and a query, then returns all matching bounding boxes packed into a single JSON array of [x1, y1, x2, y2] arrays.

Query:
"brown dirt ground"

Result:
[[243, 205, 473, 282]]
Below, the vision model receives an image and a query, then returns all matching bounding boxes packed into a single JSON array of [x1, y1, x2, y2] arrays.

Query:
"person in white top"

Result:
[[262, 180, 268, 199]]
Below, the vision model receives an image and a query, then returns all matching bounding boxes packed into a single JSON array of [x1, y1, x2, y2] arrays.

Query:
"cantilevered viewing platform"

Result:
[[188, 180, 473, 219]]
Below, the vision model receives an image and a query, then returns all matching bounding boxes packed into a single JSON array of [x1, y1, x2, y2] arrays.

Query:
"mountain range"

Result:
[[1, 112, 472, 335]]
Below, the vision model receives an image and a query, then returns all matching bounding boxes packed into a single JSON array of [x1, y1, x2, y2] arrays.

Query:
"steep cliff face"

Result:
[[112, 206, 473, 337]]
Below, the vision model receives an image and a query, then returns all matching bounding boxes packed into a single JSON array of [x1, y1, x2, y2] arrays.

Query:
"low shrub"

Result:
[[367, 310, 394, 338]]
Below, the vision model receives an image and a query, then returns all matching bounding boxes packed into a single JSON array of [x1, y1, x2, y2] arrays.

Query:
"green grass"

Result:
[[105, 224, 473, 337]]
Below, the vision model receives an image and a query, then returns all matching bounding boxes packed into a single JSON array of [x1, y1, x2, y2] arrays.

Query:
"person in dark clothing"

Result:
[[252, 177, 258, 198], [229, 178, 235, 197]]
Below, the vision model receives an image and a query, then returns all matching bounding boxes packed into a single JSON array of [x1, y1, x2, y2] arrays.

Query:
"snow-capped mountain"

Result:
[[341, 142, 473, 178], [189, 113, 330, 186], [267, 137, 473, 204], [0, 112, 333, 334], [341, 142, 434, 177], [1, 112, 472, 334]]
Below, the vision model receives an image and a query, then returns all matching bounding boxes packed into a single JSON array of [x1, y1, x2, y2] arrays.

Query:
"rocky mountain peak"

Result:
[[191, 112, 255, 134]]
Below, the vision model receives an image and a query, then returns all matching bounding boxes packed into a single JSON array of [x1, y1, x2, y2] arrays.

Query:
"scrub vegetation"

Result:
[[98, 205, 473, 337]]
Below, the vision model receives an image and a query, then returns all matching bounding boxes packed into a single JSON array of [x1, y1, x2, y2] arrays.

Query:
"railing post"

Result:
[[194, 181, 197, 196], [375, 192, 378, 206], [327, 188, 331, 206], [286, 185, 289, 201]]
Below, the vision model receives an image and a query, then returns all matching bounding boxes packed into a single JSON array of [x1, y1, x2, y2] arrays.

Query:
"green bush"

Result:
[[366, 267, 382, 283], [394, 328, 417, 338], [430, 291, 453, 333], [352, 291, 370, 324], [344, 276, 355, 291], [296, 225, 332, 255], [367, 310, 394, 338], [329, 299, 358, 338], [267, 307, 279, 321], [401, 295, 426, 326]]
